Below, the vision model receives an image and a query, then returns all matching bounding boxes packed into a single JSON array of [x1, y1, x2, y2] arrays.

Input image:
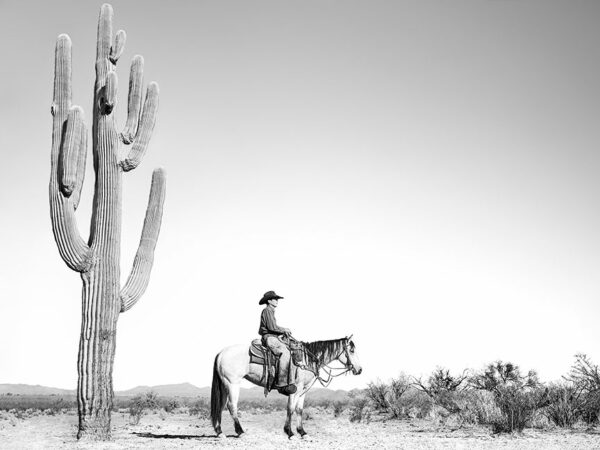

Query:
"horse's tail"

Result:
[[210, 353, 227, 431]]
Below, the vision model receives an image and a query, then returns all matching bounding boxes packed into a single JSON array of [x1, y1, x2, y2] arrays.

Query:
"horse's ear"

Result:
[[347, 334, 353, 341]]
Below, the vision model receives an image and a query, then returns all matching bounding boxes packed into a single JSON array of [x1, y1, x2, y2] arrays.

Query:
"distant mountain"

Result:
[[116, 382, 208, 397], [0, 384, 74, 396], [0, 383, 351, 401]]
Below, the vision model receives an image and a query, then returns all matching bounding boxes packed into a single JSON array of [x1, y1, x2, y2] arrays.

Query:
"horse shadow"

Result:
[[133, 432, 239, 440]]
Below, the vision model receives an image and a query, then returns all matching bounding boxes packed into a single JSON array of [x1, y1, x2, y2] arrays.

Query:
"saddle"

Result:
[[249, 337, 305, 397]]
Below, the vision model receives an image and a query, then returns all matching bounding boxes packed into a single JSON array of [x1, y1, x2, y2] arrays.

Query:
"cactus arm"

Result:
[[100, 71, 118, 115], [72, 127, 88, 210], [51, 34, 72, 115], [59, 107, 85, 197], [97, 4, 113, 63], [120, 82, 159, 172], [94, 4, 115, 99], [120, 168, 166, 312], [50, 34, 91, 272], [120, 56, 144, 144], [109, 30, 126, 64]]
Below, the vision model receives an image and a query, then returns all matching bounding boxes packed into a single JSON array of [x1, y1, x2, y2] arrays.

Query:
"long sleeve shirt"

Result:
[[259, 305, 286, 336]]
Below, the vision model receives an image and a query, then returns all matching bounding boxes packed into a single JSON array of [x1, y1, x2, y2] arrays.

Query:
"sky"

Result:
[[0, 0, 599, 392]]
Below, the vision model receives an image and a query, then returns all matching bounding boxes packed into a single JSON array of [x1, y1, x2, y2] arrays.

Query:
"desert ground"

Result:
[[1, 409, 599, 450]]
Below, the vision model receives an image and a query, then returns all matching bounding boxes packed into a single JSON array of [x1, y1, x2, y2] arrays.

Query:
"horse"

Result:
[[210, 335, 362, 439]]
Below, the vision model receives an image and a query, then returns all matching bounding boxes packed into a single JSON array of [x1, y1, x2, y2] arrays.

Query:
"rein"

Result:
[[314, 362, 351, 387], [288, 336, 354, 393]]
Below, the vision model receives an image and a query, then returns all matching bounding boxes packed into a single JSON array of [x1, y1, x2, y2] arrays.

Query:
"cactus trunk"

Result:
[[77, 267, 119, 439], [50, 4, 165, 440]]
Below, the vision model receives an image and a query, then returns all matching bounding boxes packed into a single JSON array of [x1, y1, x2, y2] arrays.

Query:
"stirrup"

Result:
[[277, 384, 297, 396]]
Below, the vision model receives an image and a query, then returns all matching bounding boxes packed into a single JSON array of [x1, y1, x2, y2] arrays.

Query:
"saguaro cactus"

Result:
[[49, 4, 166, 440]]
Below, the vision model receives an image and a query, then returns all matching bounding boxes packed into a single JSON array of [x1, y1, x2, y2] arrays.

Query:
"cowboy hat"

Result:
[[259, 291, 284, 305]]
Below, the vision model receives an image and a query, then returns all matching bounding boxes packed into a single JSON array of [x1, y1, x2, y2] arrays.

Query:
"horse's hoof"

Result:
[[237, 432, 245, 439], [288, 434, 297, 440], [217, 433, 227, 439]]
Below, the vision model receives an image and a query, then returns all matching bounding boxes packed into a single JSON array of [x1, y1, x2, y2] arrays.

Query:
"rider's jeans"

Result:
[[262, 335, 294, 386]]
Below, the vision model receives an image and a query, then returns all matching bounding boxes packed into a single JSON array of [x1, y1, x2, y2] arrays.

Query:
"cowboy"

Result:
[[258, 291, 297, 395]]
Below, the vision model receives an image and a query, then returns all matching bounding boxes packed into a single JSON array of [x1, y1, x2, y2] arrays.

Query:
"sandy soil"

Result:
[[1, 409, 600, 449]]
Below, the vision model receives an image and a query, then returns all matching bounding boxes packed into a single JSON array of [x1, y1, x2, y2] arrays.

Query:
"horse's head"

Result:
[[339, 335, 362, 375]]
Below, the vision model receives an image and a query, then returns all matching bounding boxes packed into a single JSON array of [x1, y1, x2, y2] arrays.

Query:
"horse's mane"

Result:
[[302, 338, 346, 368]]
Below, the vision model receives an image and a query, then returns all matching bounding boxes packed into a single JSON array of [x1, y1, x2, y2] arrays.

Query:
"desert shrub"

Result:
[[387, 374, 412, 418], [365, 380, 389, 412], [0, 411, 19, 427], [306, 395, 349, 411], [0, 395, 76, 412], [580, 391, 600, 425], [399, 387, 432, 419], [162, 398, 180, 413], [238, 397, 287, 411], [413, 368, 469, 422], [363, 379, 431, 420], [188, 397, 209, 419], [493, 388, 548, 433], [10, 408, 43, 421], [568, 354, 600, 392], [529, 409, 552, 429], [471, 361, 548, 433], [129, 391, 160, 425], [349, 392, 370, 423], [566, 354, 600, 425], [28, 396, 72, 416], [581, 391, 600, 425], [418, 388, 500, 426], [332, 401, 346, 417], [457, 390, 501, 425], [303, 408, 314, 421], [543, 383, 585, 428], [112, 396, 131, 411], [364, 374, 412, 418], [48, 397, 67, 415]]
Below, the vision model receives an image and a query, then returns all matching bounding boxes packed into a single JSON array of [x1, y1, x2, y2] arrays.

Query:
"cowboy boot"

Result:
[[277, 385, 297, 396]]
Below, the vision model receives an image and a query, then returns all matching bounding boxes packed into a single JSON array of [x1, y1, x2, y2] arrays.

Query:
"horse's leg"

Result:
[[284, 391, 299, 438], [295, 391, 308, 437], [212, 345, 252, 438], [226, 382, 245, 436]]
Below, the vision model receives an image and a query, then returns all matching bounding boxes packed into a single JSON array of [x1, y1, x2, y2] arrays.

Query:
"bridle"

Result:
[[300, 336, 356, 392]]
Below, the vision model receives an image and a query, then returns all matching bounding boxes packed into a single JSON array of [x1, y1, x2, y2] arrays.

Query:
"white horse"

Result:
[[210, 336, 362, 439]]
